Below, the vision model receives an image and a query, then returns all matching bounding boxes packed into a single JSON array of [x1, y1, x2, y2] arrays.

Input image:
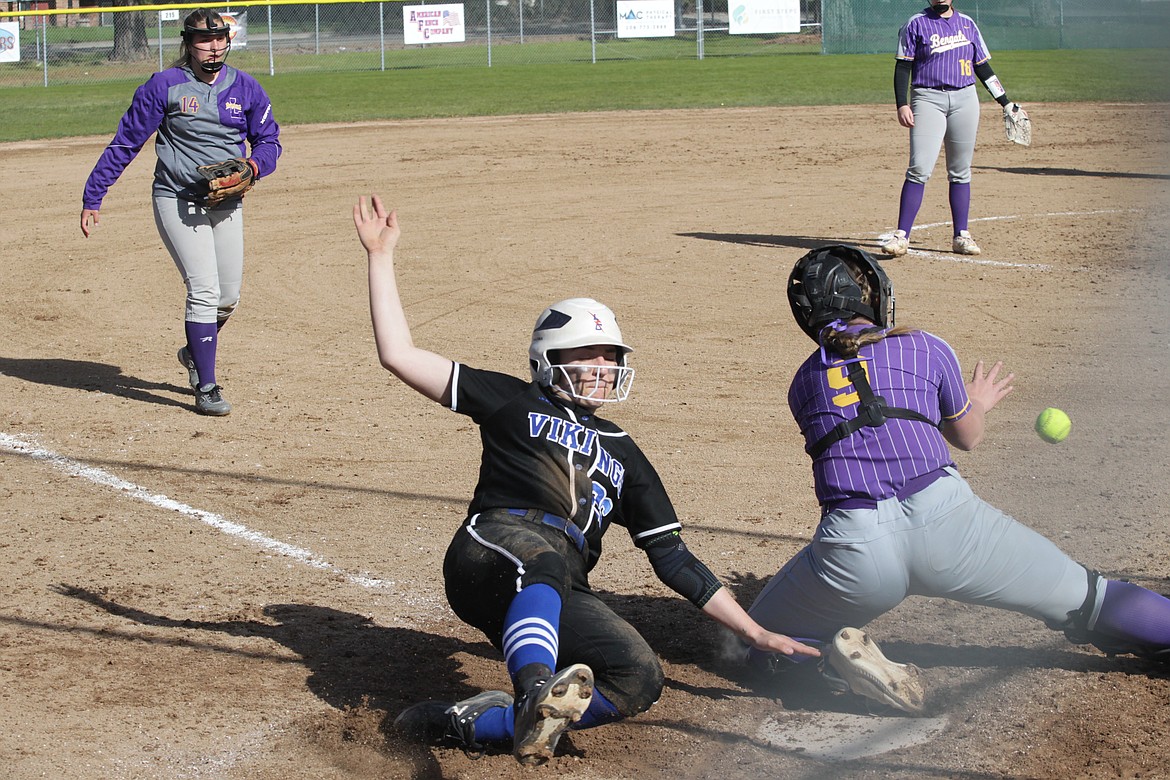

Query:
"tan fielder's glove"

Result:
[[197, 157, 258, 207], [1003, 103, 1031, 147]]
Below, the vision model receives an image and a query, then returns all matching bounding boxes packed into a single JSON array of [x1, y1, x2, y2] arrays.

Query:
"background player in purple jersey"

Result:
[[744, 245, 1170, 713], [80, 9, 281, 416], [352, 194, 819, 765], [880, 1, 1019, 258]]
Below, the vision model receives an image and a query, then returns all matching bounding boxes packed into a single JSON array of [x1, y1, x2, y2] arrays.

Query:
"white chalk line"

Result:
[[879, 208, 1139, 269], [0, 432, 391, 591]]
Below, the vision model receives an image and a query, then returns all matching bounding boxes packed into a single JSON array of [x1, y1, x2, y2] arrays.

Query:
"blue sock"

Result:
[[471, 701, 514, 743], [185, 320, 218, 388], [503, 583, 561, 681], [571, 686, 622, 730]]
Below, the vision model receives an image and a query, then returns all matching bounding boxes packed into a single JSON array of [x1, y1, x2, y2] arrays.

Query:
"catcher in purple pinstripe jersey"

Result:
[[879, 1, 1023, 259], [352, 194, 818, 765], [744, 245, 1170, 714], [80, 9, 281, 416]]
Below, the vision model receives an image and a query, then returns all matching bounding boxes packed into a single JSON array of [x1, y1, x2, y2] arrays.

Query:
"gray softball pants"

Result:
[[747, 468, 1096, 642], [905, 85, 981, 185], [153, 195, 244, 324]]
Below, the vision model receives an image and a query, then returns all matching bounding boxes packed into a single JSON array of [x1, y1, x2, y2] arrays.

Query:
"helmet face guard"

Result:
[[182, 9, 232, 73], [529, 298, 635, 403], [787, 245, 894, 343]]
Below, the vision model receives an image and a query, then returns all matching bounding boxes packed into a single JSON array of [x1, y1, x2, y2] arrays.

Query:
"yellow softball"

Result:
[[1035, 407, 1071, 444]]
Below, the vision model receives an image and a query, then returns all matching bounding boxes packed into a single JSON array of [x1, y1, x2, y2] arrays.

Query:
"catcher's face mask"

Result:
[[183, 11, 232, 74]]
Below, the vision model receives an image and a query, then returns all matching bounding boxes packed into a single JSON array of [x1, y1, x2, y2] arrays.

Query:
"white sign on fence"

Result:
[[616, 0, 675, 39], [0, 21, 19, 63], [403, 4, 466, 44], [728, 0, 801, 35], [159, 9, 180, 22]]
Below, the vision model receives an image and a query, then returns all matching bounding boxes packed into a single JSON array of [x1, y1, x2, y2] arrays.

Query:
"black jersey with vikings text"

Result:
[[450, 364, 682, 569]]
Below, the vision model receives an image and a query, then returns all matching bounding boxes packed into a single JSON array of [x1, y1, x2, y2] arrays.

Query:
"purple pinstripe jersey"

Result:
[[897, 8, 991, 90], [788, 329, 971, 507], [83, 65, 281, 209]]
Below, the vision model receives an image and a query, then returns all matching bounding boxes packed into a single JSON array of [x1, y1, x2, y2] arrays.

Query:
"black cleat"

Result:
[[393, 690, 513, 755]]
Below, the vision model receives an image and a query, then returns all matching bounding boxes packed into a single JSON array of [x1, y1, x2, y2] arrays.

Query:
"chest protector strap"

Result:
[[807, 359, 940, 458]]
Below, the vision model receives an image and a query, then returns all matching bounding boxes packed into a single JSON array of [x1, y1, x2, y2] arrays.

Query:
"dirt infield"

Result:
[[2, 103, 1169, 779]]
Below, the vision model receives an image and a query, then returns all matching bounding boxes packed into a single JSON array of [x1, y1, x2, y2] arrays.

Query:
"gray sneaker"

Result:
[[823, 627, 925, 715], [513, 663, 593, 766], [177, 347, 200, 389], [194, 383, 231, 416], [393, 690, 513, 754]]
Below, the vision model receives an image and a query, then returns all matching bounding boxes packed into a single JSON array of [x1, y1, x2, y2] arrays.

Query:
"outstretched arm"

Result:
[[702, 588, 821, 659], [354, 194, 455, 404], [642, 529, 820, 660], [942, 359, 1014, 451]]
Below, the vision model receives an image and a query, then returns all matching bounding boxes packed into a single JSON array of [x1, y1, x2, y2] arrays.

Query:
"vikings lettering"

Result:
[[528, 412, 625, 495]]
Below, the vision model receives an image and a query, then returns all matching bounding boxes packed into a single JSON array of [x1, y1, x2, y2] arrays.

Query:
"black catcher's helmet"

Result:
[[787, 244, 894, 343], [182, 9, 231, 41]]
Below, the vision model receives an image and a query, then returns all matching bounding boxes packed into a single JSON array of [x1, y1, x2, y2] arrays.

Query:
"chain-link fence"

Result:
[[1, 0, 1165, 88], [823, 0, 1170, 54], [0, 0, 823, 87]]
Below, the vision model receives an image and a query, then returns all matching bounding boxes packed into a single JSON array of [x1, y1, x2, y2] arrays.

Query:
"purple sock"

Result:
[[1092, 580, 1170, 648], [185, 321, 218, 388], [948, 182, 971, 234], [896, 180, 925, 236]]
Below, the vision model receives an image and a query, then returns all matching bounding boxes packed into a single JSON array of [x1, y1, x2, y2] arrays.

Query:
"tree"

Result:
[[110, 0, 150, 62]]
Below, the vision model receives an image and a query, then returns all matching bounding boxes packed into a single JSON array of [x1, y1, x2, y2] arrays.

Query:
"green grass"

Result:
[[1, 47, 1166, 142]]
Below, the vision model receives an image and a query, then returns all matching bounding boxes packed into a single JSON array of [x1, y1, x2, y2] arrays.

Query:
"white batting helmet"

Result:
[[529, 298, 635, 403]]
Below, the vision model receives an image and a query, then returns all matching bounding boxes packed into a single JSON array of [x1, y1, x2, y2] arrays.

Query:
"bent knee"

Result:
[[598, 649, 664, 716], [217, 299, 239, 322]]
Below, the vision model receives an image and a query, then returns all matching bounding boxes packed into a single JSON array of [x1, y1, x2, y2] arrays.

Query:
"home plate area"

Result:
[[758, 712, 950, 761]]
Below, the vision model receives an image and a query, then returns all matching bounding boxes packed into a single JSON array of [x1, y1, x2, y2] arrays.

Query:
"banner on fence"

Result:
[[728, 0, 800, 35], [403, 4, 466, 44], [616, 0, 675, 38], [222, 11, 248, 49], [0, 21, 18, 63]]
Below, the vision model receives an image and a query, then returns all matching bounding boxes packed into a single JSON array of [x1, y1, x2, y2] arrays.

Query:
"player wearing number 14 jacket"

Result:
[[80, 8, 281, 416], [353, 194, 819, 765]]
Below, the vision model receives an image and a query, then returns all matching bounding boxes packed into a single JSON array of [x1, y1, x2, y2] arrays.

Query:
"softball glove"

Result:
[[1003, 103, 1031, 147], [197, 157, 258, 207]]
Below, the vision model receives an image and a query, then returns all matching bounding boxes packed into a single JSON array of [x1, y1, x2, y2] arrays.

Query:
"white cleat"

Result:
[[823, 627, 926, 715], [952, 230, 982, 256], [880, 230, 909, 257]]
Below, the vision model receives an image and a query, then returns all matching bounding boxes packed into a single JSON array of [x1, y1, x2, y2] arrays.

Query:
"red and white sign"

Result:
[[403, 4, 466, 45]]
